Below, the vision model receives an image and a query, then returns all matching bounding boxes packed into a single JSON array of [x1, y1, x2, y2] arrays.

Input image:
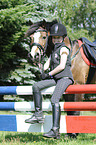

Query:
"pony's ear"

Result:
[[26, 20, 33, 26], [43, 19, 46, 23], [59, 18, 62, 24], [28, 20, 33, 25], [42, 19, 46, 28], [25, 20, 33, 31]]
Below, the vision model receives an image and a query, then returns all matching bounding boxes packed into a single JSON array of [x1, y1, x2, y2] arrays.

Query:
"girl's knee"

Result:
[[33, 83, 39, 92], [51, 98, 59, 105]]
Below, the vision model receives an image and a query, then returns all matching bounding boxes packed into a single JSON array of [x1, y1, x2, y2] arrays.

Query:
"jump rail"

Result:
[[0, 84, 96, 133], [0, 84, 96, 95], [0, 102, 96, 111], [0, 115, 96, 133]]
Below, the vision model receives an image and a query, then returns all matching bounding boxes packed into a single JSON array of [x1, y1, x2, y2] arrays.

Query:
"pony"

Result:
[[25, 19, 96, 102], [70, 38, 96, 101]]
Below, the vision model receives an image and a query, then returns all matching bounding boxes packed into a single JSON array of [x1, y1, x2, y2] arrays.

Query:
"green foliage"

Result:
[[0, 0, 95, 91], [57, 0, 95, 40], [9, 59, 41, 85], [66, 25, 92, 41], [0, 0, 26, 9], [0, 0, 57, 85]]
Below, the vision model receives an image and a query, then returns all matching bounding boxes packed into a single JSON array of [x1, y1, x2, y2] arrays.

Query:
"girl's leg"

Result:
[[25, 79, 56, 124], [43, 103, 61, 139], [51, 77, 79, 139], [43, 78, 72, 139]]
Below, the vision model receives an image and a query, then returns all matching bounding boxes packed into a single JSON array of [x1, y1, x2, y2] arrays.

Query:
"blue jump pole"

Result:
[[0, 86, 17, 95], [0, 102, 15, 110], [0, 86, 33, 95]]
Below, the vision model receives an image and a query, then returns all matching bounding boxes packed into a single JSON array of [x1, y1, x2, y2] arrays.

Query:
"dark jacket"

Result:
[[50, 42, 74, 82]]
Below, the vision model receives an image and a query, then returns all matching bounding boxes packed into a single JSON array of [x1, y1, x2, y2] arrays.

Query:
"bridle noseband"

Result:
[[31, 42, 45, 52]]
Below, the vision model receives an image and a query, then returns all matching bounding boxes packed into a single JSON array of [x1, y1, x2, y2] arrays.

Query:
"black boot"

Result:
[[65, 133, 78, 139], [67, 111, 80, 116], [65, 111, 80, 138], [43, 103, 61, 139], [25, 91, 44, 124]]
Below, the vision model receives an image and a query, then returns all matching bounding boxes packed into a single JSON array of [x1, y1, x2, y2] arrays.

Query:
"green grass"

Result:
[[0, 111, 96, 145], [0, 132, 96, 145]]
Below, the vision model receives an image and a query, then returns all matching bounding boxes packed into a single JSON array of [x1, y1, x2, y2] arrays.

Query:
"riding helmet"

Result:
[[50, 23, 67, 37]]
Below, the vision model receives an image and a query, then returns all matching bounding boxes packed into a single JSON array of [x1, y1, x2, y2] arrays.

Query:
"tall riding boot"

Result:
[[66, 111, 80, 138], [25, 91, 44, 124], [43, 103, 61, 139]]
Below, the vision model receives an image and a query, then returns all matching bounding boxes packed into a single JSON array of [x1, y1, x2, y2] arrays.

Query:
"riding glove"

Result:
[[41, 72, 53, 80]]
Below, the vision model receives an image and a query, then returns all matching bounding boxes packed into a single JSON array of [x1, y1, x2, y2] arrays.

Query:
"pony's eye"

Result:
[[42, 36, 46, 40]]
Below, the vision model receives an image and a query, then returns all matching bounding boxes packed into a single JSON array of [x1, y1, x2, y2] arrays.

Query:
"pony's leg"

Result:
[[64, 94, 81, 115], [74, 94, 83, 102], [90, 71, 96, 84]]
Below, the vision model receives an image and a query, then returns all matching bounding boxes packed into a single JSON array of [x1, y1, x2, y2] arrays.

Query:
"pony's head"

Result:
[[29, 28, 48, 59], [25, 19, 58, 60]]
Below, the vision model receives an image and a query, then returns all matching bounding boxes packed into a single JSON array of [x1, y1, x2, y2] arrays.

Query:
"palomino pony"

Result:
[[70, 38, 96, 101], [25, 20, 96, 102]]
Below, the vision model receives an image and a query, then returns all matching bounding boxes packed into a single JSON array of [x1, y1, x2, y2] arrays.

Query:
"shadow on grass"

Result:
[[3, 132, 66, 144]]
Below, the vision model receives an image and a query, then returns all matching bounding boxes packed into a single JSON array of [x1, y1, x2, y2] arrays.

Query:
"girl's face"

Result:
[[52, 36, 63, 44]]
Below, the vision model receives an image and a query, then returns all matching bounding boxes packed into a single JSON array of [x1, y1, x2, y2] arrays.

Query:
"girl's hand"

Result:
[[40, 72, 53, 80]]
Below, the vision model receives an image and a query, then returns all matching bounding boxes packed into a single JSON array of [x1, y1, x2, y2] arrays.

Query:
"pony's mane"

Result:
[[45, 19, 58, 31], [25, 20, 46, 37], [25, 19, 58, 37]]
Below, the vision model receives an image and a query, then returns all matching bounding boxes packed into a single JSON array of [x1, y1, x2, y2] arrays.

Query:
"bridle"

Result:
[[30, 29, 48, 53], [29, 28, 49, 73]]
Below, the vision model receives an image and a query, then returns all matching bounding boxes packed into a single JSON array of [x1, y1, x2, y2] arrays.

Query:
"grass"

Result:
[[0, 132, 96, 145], [0, 111, 96, 145]]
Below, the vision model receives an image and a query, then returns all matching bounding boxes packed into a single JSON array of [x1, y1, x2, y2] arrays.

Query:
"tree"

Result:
[[57, 0, 95, 40], [0, 0, 57, 86]]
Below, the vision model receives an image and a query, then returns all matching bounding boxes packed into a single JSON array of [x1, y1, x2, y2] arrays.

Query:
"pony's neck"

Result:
[[71, 41, 79, 58]]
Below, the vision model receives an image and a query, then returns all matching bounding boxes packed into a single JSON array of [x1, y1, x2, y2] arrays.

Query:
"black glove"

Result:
[[41, 72, 53, 80], [40, 73, 49, 80]]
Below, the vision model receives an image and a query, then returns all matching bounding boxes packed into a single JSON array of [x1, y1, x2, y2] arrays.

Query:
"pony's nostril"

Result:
[[34, 53, 40, 60]]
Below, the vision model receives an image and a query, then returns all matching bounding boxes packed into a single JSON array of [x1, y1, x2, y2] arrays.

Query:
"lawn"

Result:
[[0, 131, 96, 145]]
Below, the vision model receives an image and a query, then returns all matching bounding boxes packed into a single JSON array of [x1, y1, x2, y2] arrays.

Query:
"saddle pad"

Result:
[[79, 37, 96, 67]]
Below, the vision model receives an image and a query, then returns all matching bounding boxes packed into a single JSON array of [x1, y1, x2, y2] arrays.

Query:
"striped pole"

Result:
[[64, 102, 96, 111], [0, 84, 96, 95], [0, 115, 96, 133], [65, 84, 96, 94], [0, 102, 64, 111], [0, 102, 96, 111]]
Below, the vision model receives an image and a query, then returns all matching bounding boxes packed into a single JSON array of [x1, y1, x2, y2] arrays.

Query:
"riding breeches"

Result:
[[32, 77, 73, 104]]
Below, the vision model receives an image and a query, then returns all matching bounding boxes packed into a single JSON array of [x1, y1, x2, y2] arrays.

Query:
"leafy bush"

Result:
[[0, 0, 57, 85]]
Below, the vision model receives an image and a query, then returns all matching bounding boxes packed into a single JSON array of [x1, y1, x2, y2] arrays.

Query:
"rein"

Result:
[[71, 41, 85, 61]]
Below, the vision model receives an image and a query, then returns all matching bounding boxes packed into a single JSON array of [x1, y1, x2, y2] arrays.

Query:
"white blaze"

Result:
[[30, 32, 41, 58]]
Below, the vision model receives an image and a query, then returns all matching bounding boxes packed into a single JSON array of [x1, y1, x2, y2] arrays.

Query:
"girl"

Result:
[[25, 23, 74, 139]]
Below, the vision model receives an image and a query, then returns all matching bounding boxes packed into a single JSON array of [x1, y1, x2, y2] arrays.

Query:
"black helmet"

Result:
[[50, 23, 67, 37]]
